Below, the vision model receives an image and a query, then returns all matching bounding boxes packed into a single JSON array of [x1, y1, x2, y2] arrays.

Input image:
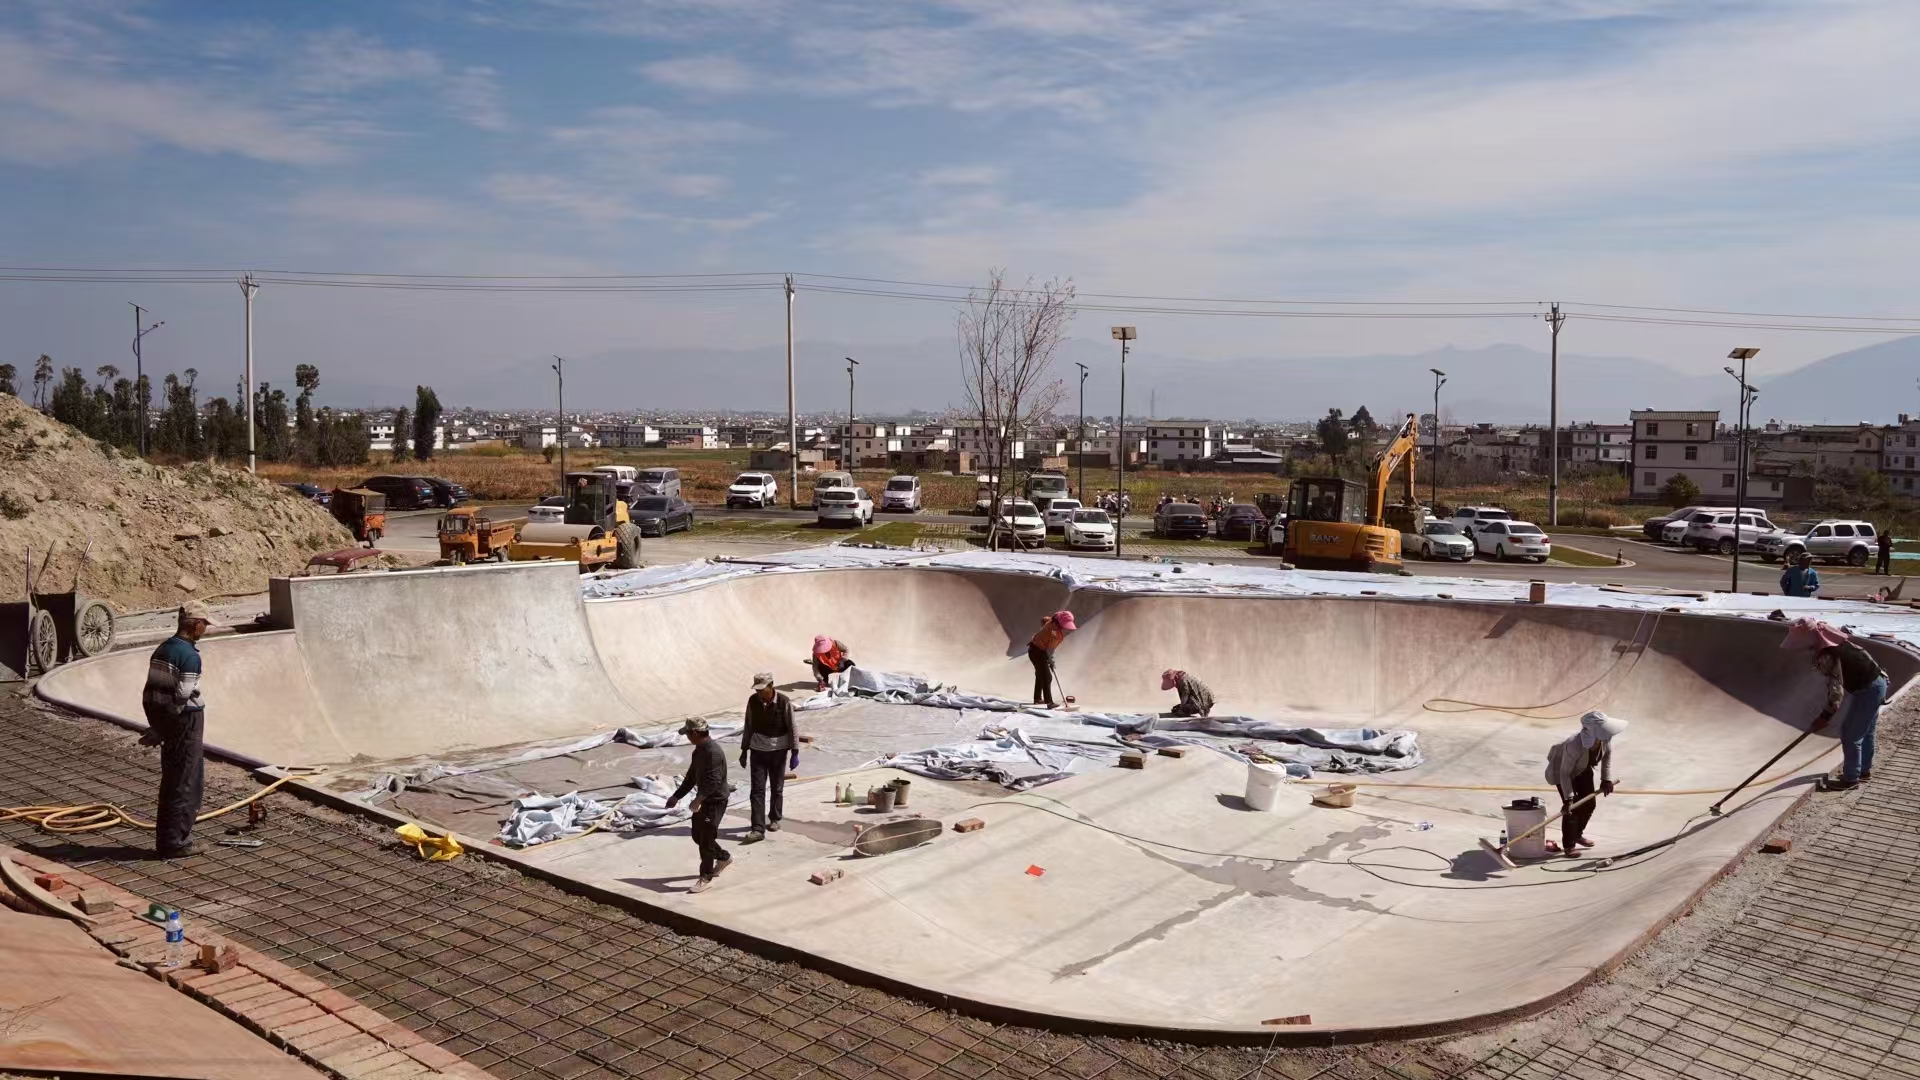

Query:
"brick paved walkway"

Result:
[[0, 699, 1466, 1080]]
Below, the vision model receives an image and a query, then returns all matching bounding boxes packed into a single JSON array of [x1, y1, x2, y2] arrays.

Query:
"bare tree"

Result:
[[956, 270, 1075, 533]]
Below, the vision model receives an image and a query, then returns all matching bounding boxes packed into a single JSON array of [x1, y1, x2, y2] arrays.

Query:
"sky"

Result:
[[4, 0, 1920, 413]]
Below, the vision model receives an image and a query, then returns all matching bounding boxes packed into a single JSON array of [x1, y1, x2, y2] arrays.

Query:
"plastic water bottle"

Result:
[[163, 911, 186, 968]]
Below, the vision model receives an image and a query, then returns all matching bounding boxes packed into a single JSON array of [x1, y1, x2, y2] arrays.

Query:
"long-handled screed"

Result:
[[1709, 716, 1826, 816], [1478, 791, 1600, 870]]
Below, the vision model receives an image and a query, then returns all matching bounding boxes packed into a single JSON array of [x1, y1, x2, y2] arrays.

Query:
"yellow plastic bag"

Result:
[[394, 822, 464, 862]]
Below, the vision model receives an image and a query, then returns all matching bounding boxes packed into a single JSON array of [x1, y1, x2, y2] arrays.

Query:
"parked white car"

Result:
[[1063, 507, 1115, 550], [1682, 510, 1775, 555], [812, 471, 855, 510], [1451, 506, 1512, 540], [881, 475, 922, 512], [1660, 506, 1733, 545], [527, 496, 566, 524], [816, 486, 874, 527], [1405, 519, 1475, 561], [726, 472, 778, 508], [1043, 497, 1083, 531], [1473, 519, 1552, 562], [994, 497, 1046, 549], [1756, 519, 1877, 565]]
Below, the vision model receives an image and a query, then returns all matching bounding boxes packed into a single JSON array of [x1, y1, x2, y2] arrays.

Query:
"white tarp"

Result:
[[349, 722, 742, 804], [499, 775, 750, 847]]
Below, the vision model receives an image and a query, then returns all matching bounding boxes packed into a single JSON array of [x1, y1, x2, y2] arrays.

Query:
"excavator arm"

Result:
[[1368, 413, 1420, 526]]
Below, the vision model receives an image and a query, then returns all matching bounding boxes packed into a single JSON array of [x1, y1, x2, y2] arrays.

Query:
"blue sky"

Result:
[[4, 0, 1920, 410]]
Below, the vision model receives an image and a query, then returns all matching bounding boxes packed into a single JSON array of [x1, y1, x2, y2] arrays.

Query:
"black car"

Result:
[[413, 476, 470, 508], [359, 474, 436, 511], [1153, 502, 1209, 539], [628, 495, 695, 536], [1215, 504, 1267, 541], [281, 482, 331, 506]]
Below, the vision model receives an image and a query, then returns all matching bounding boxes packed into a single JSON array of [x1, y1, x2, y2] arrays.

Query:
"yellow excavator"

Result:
[[1282, 413, 1422, 573]]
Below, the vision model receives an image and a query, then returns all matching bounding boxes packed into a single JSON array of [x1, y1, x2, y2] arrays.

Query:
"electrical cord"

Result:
[[1421, 613, 1658, 720], [1, 770, 316, 834]]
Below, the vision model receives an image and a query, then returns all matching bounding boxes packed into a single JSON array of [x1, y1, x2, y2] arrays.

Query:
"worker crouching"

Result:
[[1161, 669, 1214, 717], [1544, 710, 1627, 856], [810, 635, 854, 692]]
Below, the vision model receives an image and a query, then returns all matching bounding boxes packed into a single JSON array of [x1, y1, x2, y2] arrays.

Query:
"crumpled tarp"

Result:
[[867, 727, 1098, 790], [348, 722, 743, 805], [499, 775, 749, 848]]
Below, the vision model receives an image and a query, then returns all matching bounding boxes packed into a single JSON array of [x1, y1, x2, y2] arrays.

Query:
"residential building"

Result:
[[519, 425, 596, 450], [368, 423, 444, 453], [1883, 414, 1920, 494], [951, 423, 1027, 470], [1144, 421, 1214, 466], [1630, 410, 1733, 499], [607, 424, 660, 448], [654, 423, 719, 448], [1764, 423, 1883, 475], [1566, 423, 1632, 467]]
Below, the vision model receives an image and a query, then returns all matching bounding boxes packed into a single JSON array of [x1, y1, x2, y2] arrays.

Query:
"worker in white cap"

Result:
[[141, 600, 216, 858], [1543, 710, 1627, 855], [664, 717, 731, 893]]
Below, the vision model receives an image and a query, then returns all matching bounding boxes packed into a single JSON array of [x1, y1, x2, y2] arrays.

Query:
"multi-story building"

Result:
[[951, 423, 1027, 470], [1144, 421, 1213, 466], [1882, 415, 1920, 494], [607, 424, 659, 448], [655, 423, 719, 449], [1567, 423, 1632, 468], [1766, 423, 1883, 475], [1630, 410, 1734, 499]]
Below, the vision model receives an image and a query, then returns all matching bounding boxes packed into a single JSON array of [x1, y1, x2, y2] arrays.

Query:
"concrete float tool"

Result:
[[1710, 715, 1826, 816], [1478, 792, 1599, 870]]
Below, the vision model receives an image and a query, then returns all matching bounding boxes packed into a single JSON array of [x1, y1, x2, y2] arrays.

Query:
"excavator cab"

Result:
[[1281, 412, 1419, 573]]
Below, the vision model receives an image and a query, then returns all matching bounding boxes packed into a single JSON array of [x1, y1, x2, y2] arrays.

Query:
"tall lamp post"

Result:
[[239, 277, 259, 474], [552, 356, 566, 487], [1111, 327, 1136, 557], [844, 357, 859, 471], [1074, 362, 1089, 502], [130, 303, 164, 456], [1429, 367, 1447, 510], [1724, 347, 1761, 593]]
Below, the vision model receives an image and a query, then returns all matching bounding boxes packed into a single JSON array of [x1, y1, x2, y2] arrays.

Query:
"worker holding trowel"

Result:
[[1544, 710, 1627, 856], [810, 636, 855, 692], [1161, 669, 1215, 718], [1783, 618, 1887, 791], [664, 718, 731, 893], [142, 600, 215, 859], [1028, 610, 1077, 708], [740, 672, 800, 843]]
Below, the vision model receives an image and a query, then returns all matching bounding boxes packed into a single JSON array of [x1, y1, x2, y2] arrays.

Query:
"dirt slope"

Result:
[[0, 394, 355, 612]]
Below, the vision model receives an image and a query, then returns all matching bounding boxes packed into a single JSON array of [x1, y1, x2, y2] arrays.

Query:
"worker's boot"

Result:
[[744, 830, 765, 843]]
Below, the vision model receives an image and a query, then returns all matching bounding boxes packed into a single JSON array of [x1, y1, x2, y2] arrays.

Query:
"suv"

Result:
[[1662, 506, 1735, 545], [360, 474, 436, 510], [1450, 506, 1511, 540], [1644, 505, 1712, 542], [812, 471, 854, 510], [1757, 519, 1877, 566], [727, 472, 778, 508], [634, 468, 681, 498], [993, 497, 1045, 549], [881, 475, 921, 512], [816, 487, 874, 527], [414, 476, 469, 508], [1682, 509, 1775, 555]]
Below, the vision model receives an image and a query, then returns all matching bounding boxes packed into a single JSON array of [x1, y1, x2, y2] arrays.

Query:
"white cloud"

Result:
[[916, 165, 1004, 187], [640, 54, 757, 94], [286, 189, 460, 228], [296, 28, 443, 93], [444, 66, 510, 131], [484, 173, 638, 224]]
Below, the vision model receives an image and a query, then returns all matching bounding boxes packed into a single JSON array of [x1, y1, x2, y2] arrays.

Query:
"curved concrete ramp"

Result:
[[34, 561, 1919, 1037]]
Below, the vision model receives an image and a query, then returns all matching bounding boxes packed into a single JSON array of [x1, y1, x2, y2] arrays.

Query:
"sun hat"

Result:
[[679, 717, 710, 735], [1781, 617, 1848, 651], [179, 600, 214, 625], [1579, 710, 1628, 746], [812, 635, 832, 655], [752, 672, 775, 689], [1052, 610, 1077, 632], [1161, 669, 1181, 691]]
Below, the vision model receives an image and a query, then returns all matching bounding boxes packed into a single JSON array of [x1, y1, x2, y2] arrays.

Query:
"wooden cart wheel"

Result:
[[27, 608, 59, 673], [74, 600, 115, 657]]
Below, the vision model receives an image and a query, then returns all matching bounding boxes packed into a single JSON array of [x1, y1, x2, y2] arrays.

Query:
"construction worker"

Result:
[[664, 718, 731, 893], [1544, 710, 1626, 856], [810, 635, 854, 691], [1877, 528, 1894, 575], [1783, 618, 1887, 791], [1027, 610, 1077, 707], [1781, 551, 1820, 597], [1161, 669, 1215, 717], [740, 673, 799, 843], [142, 600, 213, 859]]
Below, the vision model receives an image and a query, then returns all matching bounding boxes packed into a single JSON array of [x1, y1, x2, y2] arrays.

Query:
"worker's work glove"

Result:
[[1601, 780, 1616, 797], [789, 749, 800, 771]]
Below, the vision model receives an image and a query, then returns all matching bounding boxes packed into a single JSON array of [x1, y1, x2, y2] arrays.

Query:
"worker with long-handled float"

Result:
[[1028, 611, 1077, 708], [1782, 618, 1887, 791]]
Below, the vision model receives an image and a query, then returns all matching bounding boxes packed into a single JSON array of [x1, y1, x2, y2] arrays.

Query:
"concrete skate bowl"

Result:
[[35, 560, 1920, 1040]]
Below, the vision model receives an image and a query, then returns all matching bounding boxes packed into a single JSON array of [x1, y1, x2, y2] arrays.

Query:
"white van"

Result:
[[812, 471, 854, 510], [881, 475, 921, 512], [592, 465, 638, 484], [634, 468, 681, 498]]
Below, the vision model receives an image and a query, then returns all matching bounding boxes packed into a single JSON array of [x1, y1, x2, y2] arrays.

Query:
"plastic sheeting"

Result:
[[348, 722, 743, 805], [499, 775, 750, 847]]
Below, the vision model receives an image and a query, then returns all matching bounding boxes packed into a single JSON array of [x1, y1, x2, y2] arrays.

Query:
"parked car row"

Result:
[[356, 474, 470, 510], [1640, 506, 1880, 565], [1402, 515, 1552, 562]]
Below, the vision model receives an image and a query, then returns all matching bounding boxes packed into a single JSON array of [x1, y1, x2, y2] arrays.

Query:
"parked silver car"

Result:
[[1756, 519, 1877, 565], [1404, 519, 1475, 561], [1682, 510, 1775, 555]]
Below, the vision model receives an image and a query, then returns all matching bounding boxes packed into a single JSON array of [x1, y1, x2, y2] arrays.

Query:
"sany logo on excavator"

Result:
[[1310, 532, 1341, 545]]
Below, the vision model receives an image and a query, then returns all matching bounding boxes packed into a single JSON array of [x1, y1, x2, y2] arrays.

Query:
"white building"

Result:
[[951, 423, 1027, 469], [520, 425, 596, 450], [655, 423, 719, 449], [1144, 422, 1214, 466], [368, 423, 443, 453], [1630, 410, 1744, 499]]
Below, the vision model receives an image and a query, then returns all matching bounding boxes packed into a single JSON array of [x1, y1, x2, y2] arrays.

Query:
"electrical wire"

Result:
[[1, 770, 315, 835]]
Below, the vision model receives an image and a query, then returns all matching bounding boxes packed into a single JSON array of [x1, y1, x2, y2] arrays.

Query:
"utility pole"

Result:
[[1112, 327, 1136, 557], [129, 303, 164, 456], [1725, 348, 1761, 593], [1547, 302, 1564, 527], [552, 356, 566, 487], [785, 275, 798, 509], [239, 276, 259, 474], [844, 357, 859, 471], [1075, 362, 1089, 502], [1429, 368, 1447, 510]]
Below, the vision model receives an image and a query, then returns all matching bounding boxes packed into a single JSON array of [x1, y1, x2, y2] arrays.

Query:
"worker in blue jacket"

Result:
[[1781, 551, 1820, 598]]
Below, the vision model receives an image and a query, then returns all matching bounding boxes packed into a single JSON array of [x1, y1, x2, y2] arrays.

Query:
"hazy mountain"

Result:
[[313, 336, 1920, 426]]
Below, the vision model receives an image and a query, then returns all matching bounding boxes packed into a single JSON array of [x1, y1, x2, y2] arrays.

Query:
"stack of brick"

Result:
[[2, 845, 496, 1080]]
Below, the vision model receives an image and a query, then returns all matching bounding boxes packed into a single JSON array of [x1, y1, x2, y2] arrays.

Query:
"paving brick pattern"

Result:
[[0, 701, 1464, 1080], [1467, 721, 1920, 1080]]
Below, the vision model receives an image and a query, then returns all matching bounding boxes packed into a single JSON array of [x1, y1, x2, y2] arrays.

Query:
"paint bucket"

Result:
[[1244, 762, 1287, 812], [1502, 801, 1549, 861], [890, 779, 911, 807], [873, 786, 897, 813]]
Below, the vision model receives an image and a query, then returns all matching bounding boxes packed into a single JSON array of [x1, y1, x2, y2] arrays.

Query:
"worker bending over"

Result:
[[740, 673, 800, 843], [810, 635, 855, 692], [1784, 618, 1887, 791], [1027, 610, 1077, 708], [664, 718, 731, 893], [1544, 710, 1626, 856], [1161, 669, 1215, 717]]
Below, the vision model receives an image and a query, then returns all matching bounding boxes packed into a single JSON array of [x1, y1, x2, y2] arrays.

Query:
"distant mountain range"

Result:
[[316, 334, 1920, 426]]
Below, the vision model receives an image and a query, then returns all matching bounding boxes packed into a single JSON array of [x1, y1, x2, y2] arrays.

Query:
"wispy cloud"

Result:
[[286, 188, 460, 228], [444, 66, 510, 131], [639, 54, 757, 94]]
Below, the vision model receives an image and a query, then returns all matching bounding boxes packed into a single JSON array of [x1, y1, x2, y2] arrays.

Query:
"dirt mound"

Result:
[[0, 394, 356, 613]]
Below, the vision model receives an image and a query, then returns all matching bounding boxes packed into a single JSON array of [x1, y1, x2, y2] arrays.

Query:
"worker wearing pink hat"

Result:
[[1782, 618, 1887, 790], [1027, 611, 1077, 707], [1160, 669, 1215, 718], [809, 635, 855, 692]]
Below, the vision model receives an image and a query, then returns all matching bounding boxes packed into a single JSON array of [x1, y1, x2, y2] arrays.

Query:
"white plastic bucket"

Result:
[[1502, 803, 1550, 860], [1244, 762, 1286, 812]]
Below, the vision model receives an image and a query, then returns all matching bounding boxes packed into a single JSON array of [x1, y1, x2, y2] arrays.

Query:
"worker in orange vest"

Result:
[[1027, 611, 1077, 707], [810, 636, 855, 692]]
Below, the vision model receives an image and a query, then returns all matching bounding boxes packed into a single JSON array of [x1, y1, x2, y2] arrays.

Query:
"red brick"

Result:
[[809, 869, 844, 886], [76, 888, 119, 914], [332, 1049, 418, 1079], [1118, 752, 1146, 769], [1762, 836, 1793, 854], [370, 1022, 425, 1050], [1155, 745, 1190, 758], [270, 1009, 343, 1041], [335, 1004, 392, 1034], [953, 818, 985, 833], [187, 969, 262, 997], [198, 941, 240, 973], [401, 1041, 463, 1070], [434, 1065, 500, 1080], [311, 987, 360, 1014], [247, 998, 324, 1030], [362, 1061, 428, 1080], [165, 964, 214, 989], [284, 1017, 357, 1053], [319, 1037, 395, 1069], [304, 1031, 380, 1064], [31, 872, 62, 891], [211, 979, 287, 1007]]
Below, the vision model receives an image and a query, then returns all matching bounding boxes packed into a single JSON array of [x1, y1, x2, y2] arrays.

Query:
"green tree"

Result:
[[411, 385, 442, 461], [154, 369, 204, 458], [204, 396, 247, 460], [1350, 405, 1377, 435], [1662, 473, 1701, 508], [1316, 408, 1350, 461], [314, 408, 372, 466], [0, 363, 15, 396], [50, 367, 102, 435], [32, 354, 53, 409], [255, 383, 291, 462], [390, 406, 412, 463]]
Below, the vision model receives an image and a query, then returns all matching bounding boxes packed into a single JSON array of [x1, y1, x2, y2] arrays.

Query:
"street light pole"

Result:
[[845, 357, 859, 471], [129, 303, 163, 457], [239, 276, 258, 475], [552, 356, 566, 487], [785, 275, 798, 509], [1547, 302, 1565, 526], [1075, 362, 1089, 502], [1725, 348, 1761, 594], [1429, 368, 1447, 510], [1118, 337, 1127, 551]]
